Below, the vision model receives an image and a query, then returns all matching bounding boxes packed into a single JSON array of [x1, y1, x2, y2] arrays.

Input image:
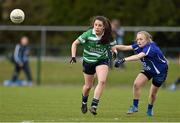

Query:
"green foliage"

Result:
[[1, 0, 180, 48], [145, 0, 177, 26], [0, 2, 2, 22]]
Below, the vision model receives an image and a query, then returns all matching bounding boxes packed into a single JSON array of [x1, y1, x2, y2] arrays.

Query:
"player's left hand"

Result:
[[112, 52, 117, 60], [114, 58, 125, 68], [111, 46, 118, 60], [70, 57, 76, 64]]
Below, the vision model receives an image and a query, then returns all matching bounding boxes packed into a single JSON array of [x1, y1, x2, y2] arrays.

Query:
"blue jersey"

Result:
[[132, 42, 168, 75], [14, 44, 30, 64]]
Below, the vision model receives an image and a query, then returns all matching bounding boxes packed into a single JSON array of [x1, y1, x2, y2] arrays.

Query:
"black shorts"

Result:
[[141, 68, 168, 87], [82, 59, 109, 75]]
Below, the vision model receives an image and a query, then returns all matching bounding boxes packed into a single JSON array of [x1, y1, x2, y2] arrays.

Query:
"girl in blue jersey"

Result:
[[112, 31, 168, 116]]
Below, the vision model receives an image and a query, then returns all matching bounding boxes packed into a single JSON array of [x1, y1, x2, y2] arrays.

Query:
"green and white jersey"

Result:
[[77, 29, 115, 63]]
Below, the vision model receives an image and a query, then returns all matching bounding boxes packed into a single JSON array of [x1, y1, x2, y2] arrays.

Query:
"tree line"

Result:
[[0, 0, 180, 48]]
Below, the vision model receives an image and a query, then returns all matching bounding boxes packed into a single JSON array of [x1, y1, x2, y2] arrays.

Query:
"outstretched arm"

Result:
[[112, 45, 133, 51], [111, 44, 134, 59], [114, 52, 146, 68], [125, 52, 146, 61]]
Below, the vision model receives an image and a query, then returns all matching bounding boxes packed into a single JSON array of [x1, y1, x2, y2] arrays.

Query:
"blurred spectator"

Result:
[[169, 77, 180, 90], [4, 36, 32, 86], [111, 19, 125, 68]]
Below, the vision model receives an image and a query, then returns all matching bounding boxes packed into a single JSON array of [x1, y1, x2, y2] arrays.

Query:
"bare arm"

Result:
[[115, 45, 133, 51], [125, 52, 146, 61], [71, 39, 80, 57], [111, 44, 133, 55], [114, 51, 146, 68]]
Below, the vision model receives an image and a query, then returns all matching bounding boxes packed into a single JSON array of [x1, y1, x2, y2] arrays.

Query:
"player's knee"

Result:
[[84, 84, 92, 90], [98, 80, 106, 86], [133, 83, 140, 90], [150, 93, 156, 100]]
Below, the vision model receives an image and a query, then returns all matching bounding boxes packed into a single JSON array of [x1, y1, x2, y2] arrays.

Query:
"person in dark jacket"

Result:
[[11, 36, 32, 86]]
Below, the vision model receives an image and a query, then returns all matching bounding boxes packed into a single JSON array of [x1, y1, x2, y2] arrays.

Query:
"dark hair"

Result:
[[92, 16, 113, 44]]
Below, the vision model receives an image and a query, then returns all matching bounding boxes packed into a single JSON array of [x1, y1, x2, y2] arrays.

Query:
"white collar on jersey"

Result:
[[92, 29, 104, 40]]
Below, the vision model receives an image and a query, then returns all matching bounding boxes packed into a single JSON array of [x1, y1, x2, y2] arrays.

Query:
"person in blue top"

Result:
[[11, 36, 32, 86], [169, 77, 180, 90], [112, 31, 168, 116]]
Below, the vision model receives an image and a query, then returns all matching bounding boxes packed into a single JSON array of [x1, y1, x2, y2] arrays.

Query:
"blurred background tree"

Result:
[[0, 0, 180, 55]]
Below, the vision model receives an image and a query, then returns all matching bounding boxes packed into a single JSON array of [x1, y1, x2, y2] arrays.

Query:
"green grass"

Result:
[[0, 86, 180, 122], [0, 59, 180, 121], [0, 59, 179, 85]]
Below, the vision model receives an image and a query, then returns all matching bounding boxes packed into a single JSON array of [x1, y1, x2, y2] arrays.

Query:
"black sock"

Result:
[[91, 98, 99, 109], [148, 104, 153, 110], [82, 94, 88, 104], [133, 99, 139, 108]]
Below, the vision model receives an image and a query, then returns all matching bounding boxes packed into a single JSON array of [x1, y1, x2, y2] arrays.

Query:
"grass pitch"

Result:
[[0, 59, 179, 122], [0, 58, 179, 85], [0, 86, 180, 122]]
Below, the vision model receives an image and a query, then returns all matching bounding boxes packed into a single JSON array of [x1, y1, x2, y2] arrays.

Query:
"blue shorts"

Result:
[[141, 67, 168, 87], [82, 59, 109, 75]]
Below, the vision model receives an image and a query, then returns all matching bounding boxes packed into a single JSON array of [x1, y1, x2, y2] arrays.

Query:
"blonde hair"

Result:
[[137, 31, 153, 43]]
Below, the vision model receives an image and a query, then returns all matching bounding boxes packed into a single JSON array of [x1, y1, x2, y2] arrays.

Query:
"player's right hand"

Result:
[[70, 57, 76, 64], [114, 58, 125, 68]]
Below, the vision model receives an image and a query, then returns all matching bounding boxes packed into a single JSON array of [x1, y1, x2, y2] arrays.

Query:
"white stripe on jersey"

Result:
[[79, 37, 86, 43], [88, 37, 100, 41], [145, 46, 151, 55], [149, 60, 160, 74], [83, 57, 97, 62], [84, 49, 101, 57], [134, 47, 139, 50], [157, 55, 166, 63], [104, 51, 108, 57]]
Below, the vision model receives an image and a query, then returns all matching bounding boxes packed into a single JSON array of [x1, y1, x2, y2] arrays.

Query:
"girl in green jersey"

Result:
[[70, 16, 114, 115]]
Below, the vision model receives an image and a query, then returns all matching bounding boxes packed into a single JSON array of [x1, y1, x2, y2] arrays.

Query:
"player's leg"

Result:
[[89, 64, 108, 115], [94, 65, 108, 99], [127, 72, 149, 114], [81, 61, 95, 114], [11, 64, 21, 82], [147, 71, 167, 116], [23, 62, 32, 85], [146, 84, 159, 116], [81, 73, 94, 114], [83, 73, 94, 97]]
